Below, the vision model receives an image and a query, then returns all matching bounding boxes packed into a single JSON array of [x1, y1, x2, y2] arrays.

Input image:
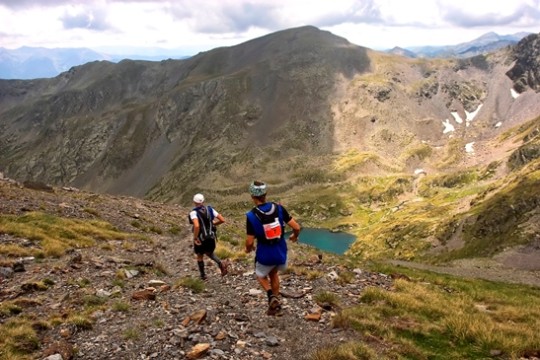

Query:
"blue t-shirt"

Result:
[[246, 202, 292, 266]]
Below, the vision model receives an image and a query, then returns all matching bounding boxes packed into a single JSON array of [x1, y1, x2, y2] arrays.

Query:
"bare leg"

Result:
[[258, 268, 282, 315], [269, 268, 280, 296], [257, 275, 271, 292]]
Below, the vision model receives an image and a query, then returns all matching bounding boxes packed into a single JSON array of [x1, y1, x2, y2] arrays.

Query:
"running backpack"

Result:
[[247, 203, 284, 244], [189, 206, 215, 242]]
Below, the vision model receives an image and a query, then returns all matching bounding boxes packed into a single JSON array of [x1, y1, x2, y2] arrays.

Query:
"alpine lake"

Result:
[[287, 228, 356, 255]]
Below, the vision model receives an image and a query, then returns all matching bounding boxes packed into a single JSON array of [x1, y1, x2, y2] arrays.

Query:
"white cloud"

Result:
[[0, 0, 539, 53]]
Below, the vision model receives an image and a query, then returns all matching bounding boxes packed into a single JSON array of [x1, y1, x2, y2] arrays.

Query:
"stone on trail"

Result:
[[186, 343, 210, 359]]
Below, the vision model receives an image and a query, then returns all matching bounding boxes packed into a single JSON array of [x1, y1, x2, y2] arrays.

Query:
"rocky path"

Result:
[[66, 237, 392, 360], [3, 233, 393, 360]]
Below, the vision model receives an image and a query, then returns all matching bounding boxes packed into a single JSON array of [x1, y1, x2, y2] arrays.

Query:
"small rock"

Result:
[[249, 289, 262, 296], [42, 339, 74, 360], [43, 355, 63, 360], [265, 336, 280, 347], [305, 312, 322, 322], [148, 279, 166, 287], [20, 256, 35, 264], [96, 289, 111, 298], [124, 269, 139, 279], [131, 289, 156, 301], [190, 309, 207, 325], [327, 271, 339, 280], [59, 328, 71, 338], [234, 313, 250, 322], [210, 349, 225, 356], [12, 261, 25, 272], [186, 343, 210, 359], [0, 267, 14, 279], [215, 330, 227, 340]]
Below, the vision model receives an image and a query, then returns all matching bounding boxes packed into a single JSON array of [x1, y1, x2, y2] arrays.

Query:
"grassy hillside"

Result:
[[314, 263, 540, 360], [200, 116, 540, 266], [0, 181, 538, 360]]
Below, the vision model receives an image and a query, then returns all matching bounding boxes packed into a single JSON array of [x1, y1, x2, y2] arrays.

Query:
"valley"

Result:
[[1, 26, 540, 359]]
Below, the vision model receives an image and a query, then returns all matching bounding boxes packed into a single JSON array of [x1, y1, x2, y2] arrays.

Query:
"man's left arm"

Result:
[[192, 217, 202, 245], [282, 206, 301, 242], [287, 218, 301, 242]]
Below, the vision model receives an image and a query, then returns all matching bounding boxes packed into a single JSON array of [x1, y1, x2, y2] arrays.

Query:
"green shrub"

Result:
[[177, 276, 205, 293]]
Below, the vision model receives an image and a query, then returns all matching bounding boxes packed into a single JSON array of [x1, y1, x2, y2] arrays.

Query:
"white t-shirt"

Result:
[[190, 206, 219, 221]]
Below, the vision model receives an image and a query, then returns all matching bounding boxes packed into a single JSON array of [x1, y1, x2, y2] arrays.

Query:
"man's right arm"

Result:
[[245, 234, 255, 253], [245, 216, 255, 252]]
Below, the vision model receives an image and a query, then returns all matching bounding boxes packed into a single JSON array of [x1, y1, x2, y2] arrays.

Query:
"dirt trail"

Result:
[[389, 258, 540, 288]]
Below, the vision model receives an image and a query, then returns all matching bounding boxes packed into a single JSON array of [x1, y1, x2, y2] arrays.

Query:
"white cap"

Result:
[[193, 193, 205, 203]]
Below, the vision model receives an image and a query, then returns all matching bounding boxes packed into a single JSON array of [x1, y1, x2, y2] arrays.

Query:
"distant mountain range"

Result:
[[0, 47, 191, 80], [387, 31, 533, 58], [0, 31, 535, 80]]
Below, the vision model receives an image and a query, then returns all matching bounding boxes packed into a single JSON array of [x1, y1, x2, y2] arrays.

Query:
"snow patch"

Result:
[[442, 119, 455, 134], [511, 88, 520, 99], [465, 104, 483, 122], [451, 111, 463, 124], [464, 104, 483, 127], [495, 121, 502, 128], [465, 142, 475, 154]]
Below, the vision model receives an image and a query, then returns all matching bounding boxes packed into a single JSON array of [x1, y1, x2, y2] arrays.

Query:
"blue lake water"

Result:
[[288, 228, 356, 255]]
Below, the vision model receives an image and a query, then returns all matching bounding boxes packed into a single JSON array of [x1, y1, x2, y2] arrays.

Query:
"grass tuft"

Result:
[[67, 315, 93, 330], [309, 341, 377, 360], [176, 276, 205, 293], [314, 291, 340, 307]]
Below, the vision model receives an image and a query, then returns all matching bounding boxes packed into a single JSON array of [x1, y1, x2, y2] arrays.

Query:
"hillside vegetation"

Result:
[[0, 179, 539, 360], [1, 26, 540, 359]]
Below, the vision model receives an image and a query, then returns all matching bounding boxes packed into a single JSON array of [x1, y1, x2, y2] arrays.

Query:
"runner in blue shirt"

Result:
[[245, 181, 301, 315]]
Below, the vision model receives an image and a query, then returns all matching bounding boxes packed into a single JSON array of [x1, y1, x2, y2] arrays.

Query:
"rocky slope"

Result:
[[0, 178, 395, 360], [1, 27, 539, 205], [506, 33, 540, 93], [1, 26, 540, 292]]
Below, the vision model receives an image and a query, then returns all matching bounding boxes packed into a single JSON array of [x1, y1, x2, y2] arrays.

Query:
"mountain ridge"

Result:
[[0, 25, 539, 270], [1, 30, 532, 80], [1, 27, 539, 199], [402, 31, 532, 58]]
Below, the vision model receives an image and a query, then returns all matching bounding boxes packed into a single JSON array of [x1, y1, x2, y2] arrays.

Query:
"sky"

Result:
[[1, 0, 539, 55]]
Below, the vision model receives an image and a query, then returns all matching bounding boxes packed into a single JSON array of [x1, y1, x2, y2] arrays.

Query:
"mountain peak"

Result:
[[476, 31, 500, 41]]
